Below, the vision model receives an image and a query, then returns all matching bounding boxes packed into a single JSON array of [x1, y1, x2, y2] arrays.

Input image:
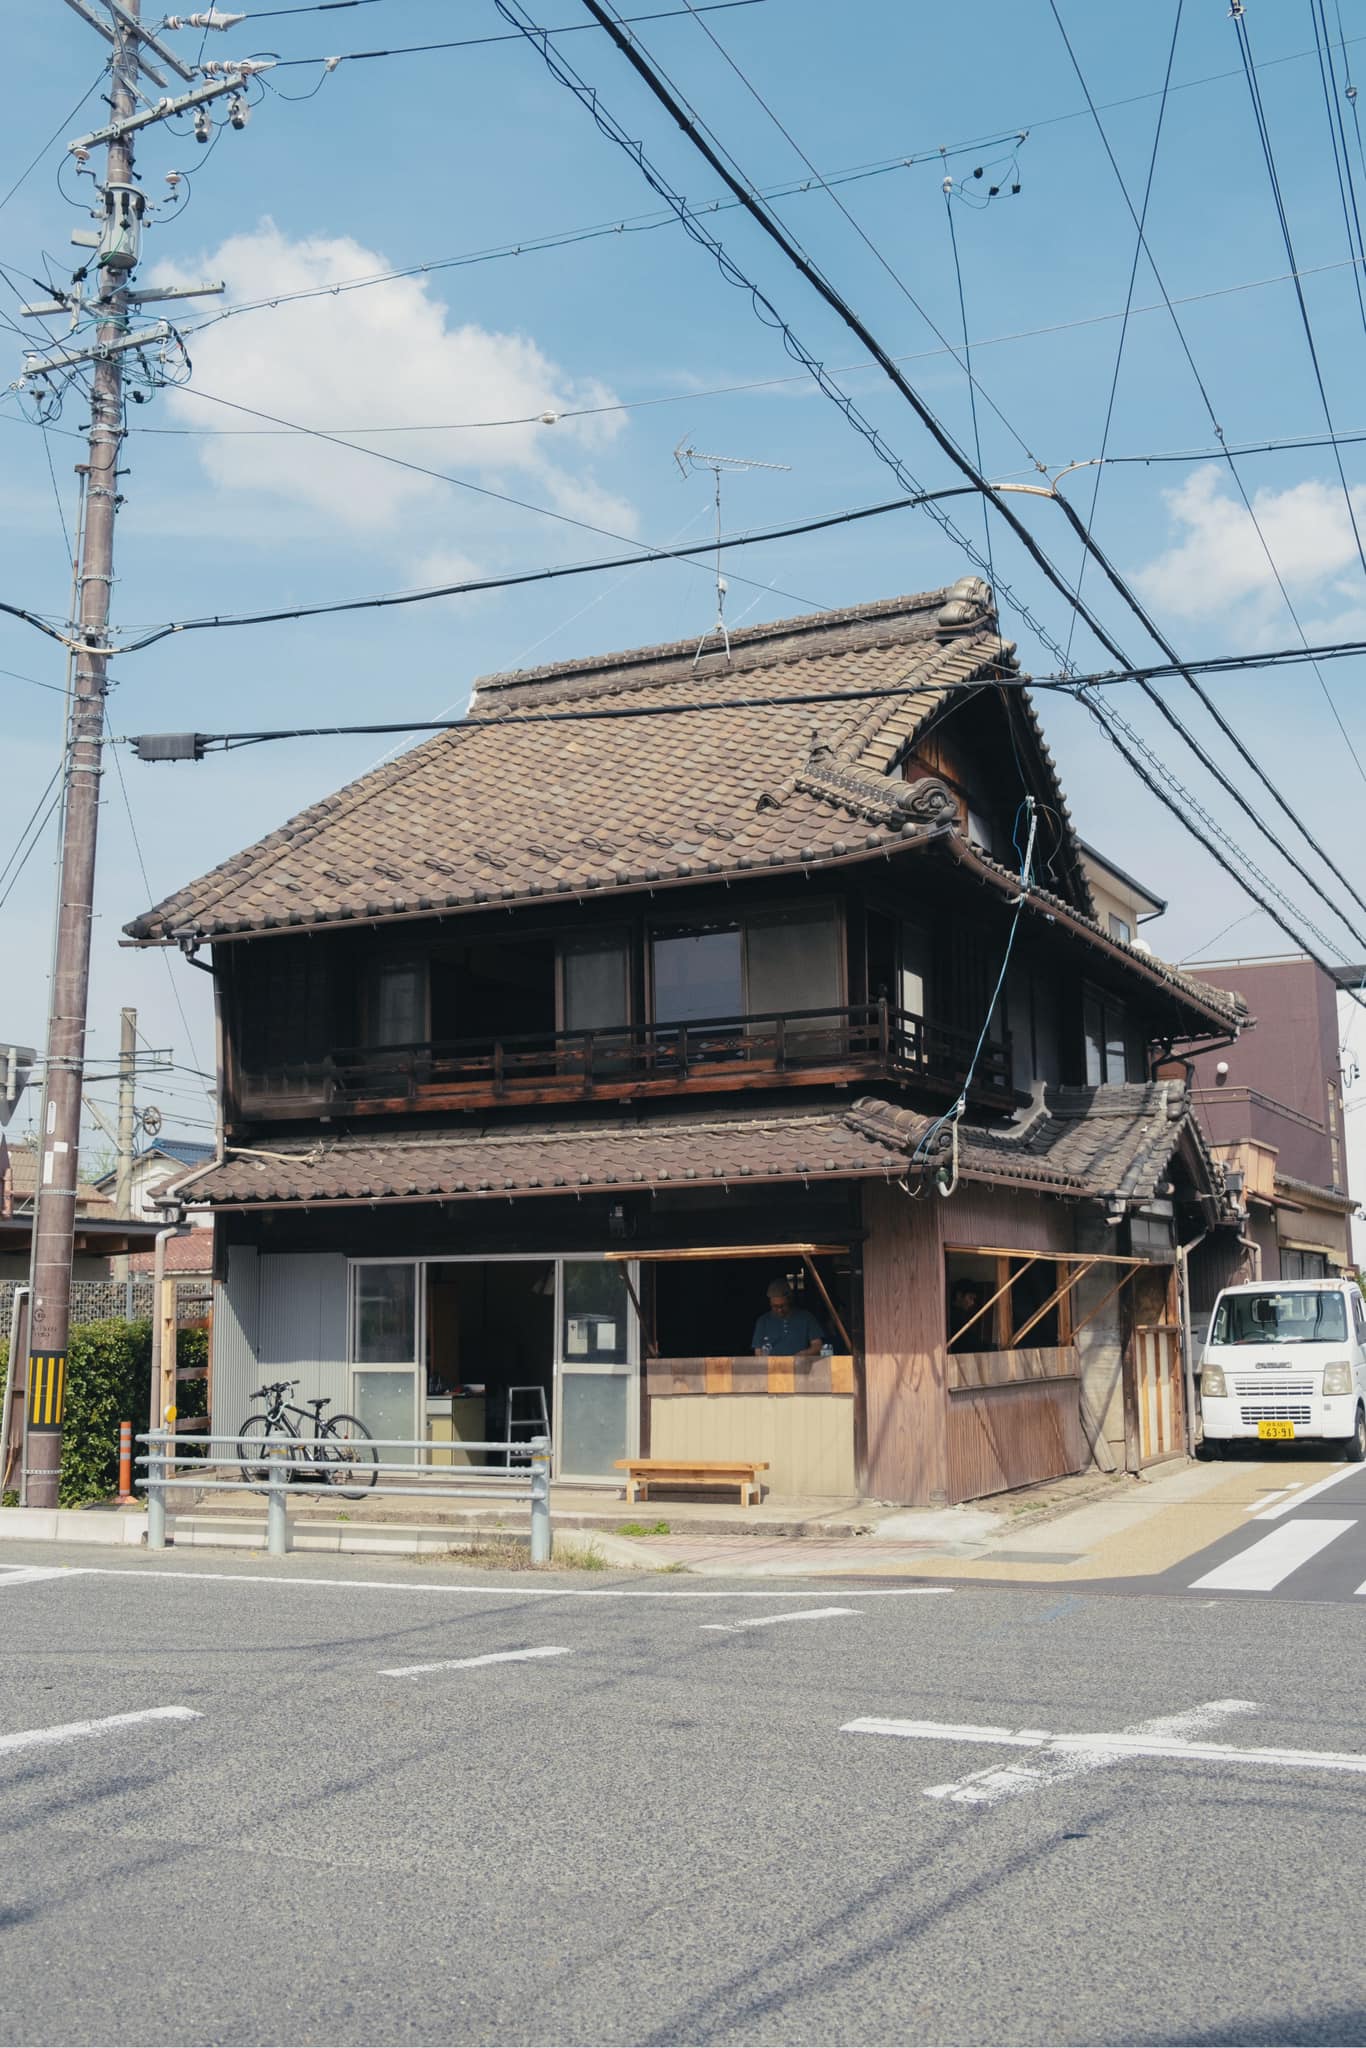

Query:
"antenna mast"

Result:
[[673, 440, 791, 661]]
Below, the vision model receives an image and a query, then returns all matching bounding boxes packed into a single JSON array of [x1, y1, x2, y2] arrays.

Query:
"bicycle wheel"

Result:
[[237, 1416, 292, 1494], [317, 1414, 377, 1498]]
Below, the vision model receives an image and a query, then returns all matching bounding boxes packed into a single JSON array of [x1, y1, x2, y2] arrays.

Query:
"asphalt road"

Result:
[[3, 1542, 1366, 2046], [1136, 1456, 1366, 1604]]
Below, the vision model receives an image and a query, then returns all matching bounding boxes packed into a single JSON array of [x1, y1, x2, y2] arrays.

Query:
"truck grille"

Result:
[[1232, 1379, 1315, 1397], [1239, 1403, 1312, 1425]]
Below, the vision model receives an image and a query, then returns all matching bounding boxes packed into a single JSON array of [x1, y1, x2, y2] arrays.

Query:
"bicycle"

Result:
[[237, 1381, 378, 1499]]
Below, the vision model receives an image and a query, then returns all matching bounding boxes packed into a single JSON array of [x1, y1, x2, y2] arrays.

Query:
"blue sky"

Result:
[[5, 0, 1366, 1165]]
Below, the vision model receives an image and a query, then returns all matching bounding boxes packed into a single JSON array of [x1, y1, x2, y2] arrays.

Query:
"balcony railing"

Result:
[[233, 1001, 1014, 1121]]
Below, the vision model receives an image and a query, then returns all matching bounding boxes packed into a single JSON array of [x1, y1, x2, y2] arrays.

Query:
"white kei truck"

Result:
[[1198, 1278, 1366, 1462]]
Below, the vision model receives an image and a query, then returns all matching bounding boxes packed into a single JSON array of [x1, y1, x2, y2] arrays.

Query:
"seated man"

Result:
[[752, 1276, 824, 1358]]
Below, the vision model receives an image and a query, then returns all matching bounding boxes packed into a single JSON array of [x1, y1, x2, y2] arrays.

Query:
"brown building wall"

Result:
[[1190, 958, 1343, 1191]]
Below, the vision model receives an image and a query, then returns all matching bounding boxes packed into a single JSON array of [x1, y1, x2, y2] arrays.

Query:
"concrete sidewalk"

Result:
[[0, 1454, 1300, 1580]]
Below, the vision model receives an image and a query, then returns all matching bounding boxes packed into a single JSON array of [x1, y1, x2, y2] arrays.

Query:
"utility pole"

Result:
[[21, 2, 263, 1507], [115, 1005, 136, 1218], [24, 5, 139, 1508]]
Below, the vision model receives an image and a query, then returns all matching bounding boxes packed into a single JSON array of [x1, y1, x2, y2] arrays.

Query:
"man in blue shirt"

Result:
[[752, 1276, 825, 1357]]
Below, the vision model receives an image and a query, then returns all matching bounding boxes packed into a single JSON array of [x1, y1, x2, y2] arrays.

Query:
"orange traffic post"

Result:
[[115, 1419, 136, 1506]]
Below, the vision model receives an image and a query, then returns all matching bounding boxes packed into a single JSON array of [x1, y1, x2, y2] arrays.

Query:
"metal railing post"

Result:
[[146, 1428, 167, 1550], [529, 1437, 551, 1564], [266, 1449, 290, 1558]]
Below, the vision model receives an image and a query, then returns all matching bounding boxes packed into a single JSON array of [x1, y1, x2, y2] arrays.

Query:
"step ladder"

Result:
[[505, 1385, 550, 1465]]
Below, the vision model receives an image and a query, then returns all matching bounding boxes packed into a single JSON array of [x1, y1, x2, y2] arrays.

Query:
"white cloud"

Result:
[[1134, 465, 1366, 630], [154, 222, 635, 543]]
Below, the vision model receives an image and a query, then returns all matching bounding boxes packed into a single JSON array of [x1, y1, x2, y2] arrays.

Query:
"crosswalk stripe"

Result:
[[1191, 1519, 1356, 1592]]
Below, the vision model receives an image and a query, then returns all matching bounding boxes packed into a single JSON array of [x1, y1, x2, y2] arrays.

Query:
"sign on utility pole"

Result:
[[19, 0, 267, 1507]]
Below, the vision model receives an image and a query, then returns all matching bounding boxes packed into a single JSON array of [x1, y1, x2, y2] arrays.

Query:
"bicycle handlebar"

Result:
[[251, 1380, 299, 1400]]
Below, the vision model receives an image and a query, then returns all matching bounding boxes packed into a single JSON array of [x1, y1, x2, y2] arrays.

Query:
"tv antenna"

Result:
[[674, 439, 791, 661]]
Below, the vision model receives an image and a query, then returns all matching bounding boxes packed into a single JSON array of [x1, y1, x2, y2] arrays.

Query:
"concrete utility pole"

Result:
[[24, 7, 140, 1508], [21, 3, 260, 1505], [115, 1006, 136, 1218]]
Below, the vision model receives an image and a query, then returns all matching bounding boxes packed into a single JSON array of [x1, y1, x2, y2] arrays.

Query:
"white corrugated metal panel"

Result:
[[210, 1242, 259, 1431], [254, 1253, 350, 1415]]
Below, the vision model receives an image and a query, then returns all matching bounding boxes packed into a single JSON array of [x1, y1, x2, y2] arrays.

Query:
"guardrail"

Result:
[[134, 1429, 551, 1561]]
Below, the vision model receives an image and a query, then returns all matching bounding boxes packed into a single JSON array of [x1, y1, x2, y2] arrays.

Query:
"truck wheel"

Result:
[[1197, 1438, 1224, 1461], [1343, 1407, 1366, 1464]]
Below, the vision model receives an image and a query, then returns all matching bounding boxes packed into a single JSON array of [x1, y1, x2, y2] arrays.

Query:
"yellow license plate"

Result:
[[1257, 1420, 1296, 1440]]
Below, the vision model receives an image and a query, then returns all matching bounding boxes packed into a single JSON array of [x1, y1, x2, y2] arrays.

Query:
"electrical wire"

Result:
[[106, 710, 205, 1073], [672, 0, 1043, 471], [1309, 0, 1366, 353], [104, 487, 975, 650], [1061, 0, 1181, 665], [167, 381, 827, 617], [0, 764, 63, 907], [1233, 10, 1366, 617], [508, 0, 1366, 966], [0, 71, 107, 220], [265, 0, 768, 65]]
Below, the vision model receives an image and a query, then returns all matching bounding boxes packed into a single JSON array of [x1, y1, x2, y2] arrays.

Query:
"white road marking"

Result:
[[909, 1699, 1255, 1806], [1190, 1519, 1355, 1592], [1256, 1466, 1362, 1518], [0, 1705, 201, 1759], [48, 1567, 952, 1601], [700, 1606, 861, 1632], [381, 1646, 572, 1678], [844, 1705, 1366, 1791], [1245, 1489, 1290, 1515], [0, 1566, 82, 1586]]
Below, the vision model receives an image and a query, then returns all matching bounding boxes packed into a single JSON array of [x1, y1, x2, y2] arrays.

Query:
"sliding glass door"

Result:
[[555, 1258, 638, 1481], [350, 1260, 420, 1462]]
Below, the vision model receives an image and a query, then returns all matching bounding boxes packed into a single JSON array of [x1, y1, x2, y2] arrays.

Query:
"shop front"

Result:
[[348, 1253, 641, 1481]]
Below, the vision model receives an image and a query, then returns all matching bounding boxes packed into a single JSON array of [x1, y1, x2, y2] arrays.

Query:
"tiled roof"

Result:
[[169, 1083, 1216, 1211], [4, 1141, 111, 1214], [848, 1082, 1221, 1200], [124, 586, 1027, 944], [1273, 1170, 1357, 1213]]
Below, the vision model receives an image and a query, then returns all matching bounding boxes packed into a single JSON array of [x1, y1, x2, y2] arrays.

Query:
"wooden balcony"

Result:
[[233, 1002, 1015, 1123]]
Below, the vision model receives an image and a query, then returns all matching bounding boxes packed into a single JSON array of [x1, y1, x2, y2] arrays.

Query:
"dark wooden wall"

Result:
[[859, 1176, 1090, 1507]]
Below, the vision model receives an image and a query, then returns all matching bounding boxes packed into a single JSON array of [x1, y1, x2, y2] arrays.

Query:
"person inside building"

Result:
[[752, 1275, 824, 1357]]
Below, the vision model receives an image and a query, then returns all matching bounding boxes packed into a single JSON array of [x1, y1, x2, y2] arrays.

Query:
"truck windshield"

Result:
[[1210, 1290, 1348, 1345]]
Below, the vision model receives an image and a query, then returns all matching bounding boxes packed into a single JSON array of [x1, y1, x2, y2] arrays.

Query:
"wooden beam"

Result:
[[801, 1254, 853, 1354], [606, 1243, 849, 1263], [1070, 1266, 1143, 1339], [948, 1256, 1041, 1349], [944, 1243, 1149, 1266], [617, 1263, 657, 1358]]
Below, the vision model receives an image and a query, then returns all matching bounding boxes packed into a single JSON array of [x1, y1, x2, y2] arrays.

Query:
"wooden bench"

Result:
[[615, 1457, 769, 1507]]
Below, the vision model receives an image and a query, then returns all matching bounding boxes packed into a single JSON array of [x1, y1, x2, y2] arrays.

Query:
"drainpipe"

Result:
[[1176, 1228, 1209, 1460]]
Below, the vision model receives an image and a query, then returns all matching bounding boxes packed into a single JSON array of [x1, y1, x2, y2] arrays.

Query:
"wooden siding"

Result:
[[860, 1179, 945, 1503], [644, 1354, 855, 1396], [648, 1394, 855, 1496], [946, 1381, 1086, 1501], [949, 1345, 1079, 1390]]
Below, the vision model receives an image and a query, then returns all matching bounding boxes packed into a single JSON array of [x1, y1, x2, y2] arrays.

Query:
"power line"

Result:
[[106, 715, 204, 1073], [119, 632, 1366, 752], [105, 487, 974, 650], [266, 0, 767, 65], [0, 70, 107, 220], [505, 0, 1366, 964], [168, 381, 827, 618], [0, 765, 62, 909], [1060, 0, 1182, 665]]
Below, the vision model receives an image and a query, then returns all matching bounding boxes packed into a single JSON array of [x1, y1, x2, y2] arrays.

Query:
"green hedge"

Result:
[[0, 1319, 208, 1507]]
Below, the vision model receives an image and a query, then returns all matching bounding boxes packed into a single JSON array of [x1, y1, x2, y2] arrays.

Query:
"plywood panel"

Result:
[[648, 1394, 856, 1496], [946, 1381, 1085, 1502], [860, 1179, 945, 1504]]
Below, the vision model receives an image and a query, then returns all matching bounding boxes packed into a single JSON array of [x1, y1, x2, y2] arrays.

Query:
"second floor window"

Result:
[[367, 960, 425, 1047], [650, 904, 842, 1026], [1083, 986, 1148, 1086]]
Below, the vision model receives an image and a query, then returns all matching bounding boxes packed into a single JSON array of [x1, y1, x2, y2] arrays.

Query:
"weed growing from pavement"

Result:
[[424, 1535, 613, 1572], [618, 1520, 671, 1536]]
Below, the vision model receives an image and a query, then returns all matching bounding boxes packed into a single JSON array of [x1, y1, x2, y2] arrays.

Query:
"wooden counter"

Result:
[[645, 1355, 855, 1496]]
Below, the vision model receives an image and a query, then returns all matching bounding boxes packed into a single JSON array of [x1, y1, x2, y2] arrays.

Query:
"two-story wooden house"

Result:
[[127, 580, 1250, 1505]]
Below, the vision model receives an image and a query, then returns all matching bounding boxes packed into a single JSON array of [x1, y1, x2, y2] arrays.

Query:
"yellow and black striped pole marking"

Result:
[[27, 1352, 66, 1432]]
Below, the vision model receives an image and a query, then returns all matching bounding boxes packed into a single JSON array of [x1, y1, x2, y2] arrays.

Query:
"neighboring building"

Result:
[[93, 1138, 216, 1226], [1188, 954, 1357, 1285], [0, 1138, 159, 1305], [127, 582, 1251, 1504], [1079, 843, 1167, 950]]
